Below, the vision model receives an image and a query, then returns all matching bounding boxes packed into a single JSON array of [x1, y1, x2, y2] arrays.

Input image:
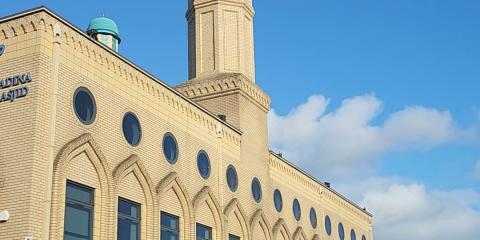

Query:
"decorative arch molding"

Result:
[[113, 154, 157, 240], [50, 133, 114, 239], [292, 227, 307, 240], [312, 234, 321, 240], [249, 209, 273, 240], [273, 218, 292, 240], [192, 186, 225, 239], [156, 172, 194, 239], [224, 198, 250, 240]]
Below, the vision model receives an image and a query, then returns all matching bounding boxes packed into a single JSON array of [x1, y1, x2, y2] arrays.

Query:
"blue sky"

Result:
[[3, 1, 480, 239]]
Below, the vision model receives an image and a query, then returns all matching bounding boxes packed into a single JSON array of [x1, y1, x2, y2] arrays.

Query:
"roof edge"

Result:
[[269, 150, 373, 217], [0, 6, 242, 135]]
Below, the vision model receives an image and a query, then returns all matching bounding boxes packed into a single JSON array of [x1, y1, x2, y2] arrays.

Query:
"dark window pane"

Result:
[[226, 165, 238, 192], [251, 178, 262, 203], [229, 234, 240, 240], [310, 208, 317, 228], [325, 215, 332, 236], [163, 133, 178, 164], [122, 112, 142, 146], [74, 87, 96, 125], [362, 235, 367, 240], [197, 151, 210, 179], [351, 229, 356, 240], [161, 212, 179, 240], [196, 223, 211, 240], [293, 199, 301, 221], [118, 198, 140, 240], [274, 189, 283, 212], [64, 181, 93, 240], [338, 223, 345, 240]]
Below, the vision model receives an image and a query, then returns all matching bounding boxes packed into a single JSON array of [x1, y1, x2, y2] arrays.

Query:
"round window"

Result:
[[163, 133, 178, 164], [338, 223, 345, 240], [362, 235, 366, 240], [73, 87, 96, 125], [251, 178, 262, 203], [122, 112, 141, 146], [197, 150, 211, 179], [351, 229, 356, 240], [325, 215, 332, 236], [273, 189, 283, 212], [293, 199, 301, 221], [310, 208, 317, 228], [226, 165, 238, 192]]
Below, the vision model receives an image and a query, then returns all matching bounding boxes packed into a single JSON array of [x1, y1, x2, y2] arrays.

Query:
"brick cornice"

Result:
[[175, 73, 271, 112]]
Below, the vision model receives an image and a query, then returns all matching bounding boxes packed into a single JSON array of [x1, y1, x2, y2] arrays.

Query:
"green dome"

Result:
[[87, 17, 120, 41]]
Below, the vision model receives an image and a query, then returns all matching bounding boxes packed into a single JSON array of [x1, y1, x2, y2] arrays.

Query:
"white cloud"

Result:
[[347, 179, 480, 240], [268, 94, 476, 180]]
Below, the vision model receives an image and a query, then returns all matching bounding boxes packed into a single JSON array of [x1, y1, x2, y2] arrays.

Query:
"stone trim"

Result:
[[192, 186, 225, 239], [273, 218, 292, 240], [224, 198, 250, 240], [249, 209, 272, 240], [176, 73, 271, 112], [292, 227, 307, 240]]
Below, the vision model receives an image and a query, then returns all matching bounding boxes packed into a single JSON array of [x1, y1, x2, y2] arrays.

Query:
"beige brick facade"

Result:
[[0, 3, 372, 240]]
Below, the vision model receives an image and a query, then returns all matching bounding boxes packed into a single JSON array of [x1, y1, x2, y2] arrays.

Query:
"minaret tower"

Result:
[[186, 0, 256, 82], [177, 1, 271, 203]]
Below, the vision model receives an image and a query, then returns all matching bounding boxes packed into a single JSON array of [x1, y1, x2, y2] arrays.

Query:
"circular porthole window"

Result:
[[273, 189, 283, 212], [226, 165, 238, 192], [293, 199, 301, 221], [251, 178, 262, 203], [73, 87, 96, 125], [351, 229, 357, 240], [325, 215, 332, 236], [163, 133, 178, 164], [338, 223, 345, 240], [122, 112, 142, 146], [197, 150, 211, 179], [310, 208, 317, 229]]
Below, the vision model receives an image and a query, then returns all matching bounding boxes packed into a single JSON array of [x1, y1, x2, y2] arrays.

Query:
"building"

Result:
[[0, 1, 373, 240]]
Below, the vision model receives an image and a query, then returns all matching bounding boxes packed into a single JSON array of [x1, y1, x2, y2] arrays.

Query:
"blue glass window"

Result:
[[292, 199, 301, 221], [229, 234, 240, 240], [338, 223, 345, 240], [161, 212, 179, 240], [64, 181, 94, 240], [197, 150, 211, 179], [362, 235, 367, 240], [226, 165, 238, 192], [196, 223, 212, 240], [74, 87, 96, 125], [251, 178, 262, 203], [118, 198, 141, 240], [325, 215, 332, 236], [351, 229, 356, 240], [310, 208, 317, 229], [122, 112, 142, 146], [273, 189, 283, 212], [163, 133, 178, 164]]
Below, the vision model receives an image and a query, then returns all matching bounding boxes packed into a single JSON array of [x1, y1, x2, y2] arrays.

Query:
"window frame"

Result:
[[162, 132, 179, 164], [117, 197, 141, 240], [64, 180, 95, 240], [197, 150, 211, 180], [251, 177, 262, 203], [122, 111, 142, 147], [226, 165, 238, 192], [161, 211, 180, 240], [73, 86, 97, 125], [196, 223, 212, 240]]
